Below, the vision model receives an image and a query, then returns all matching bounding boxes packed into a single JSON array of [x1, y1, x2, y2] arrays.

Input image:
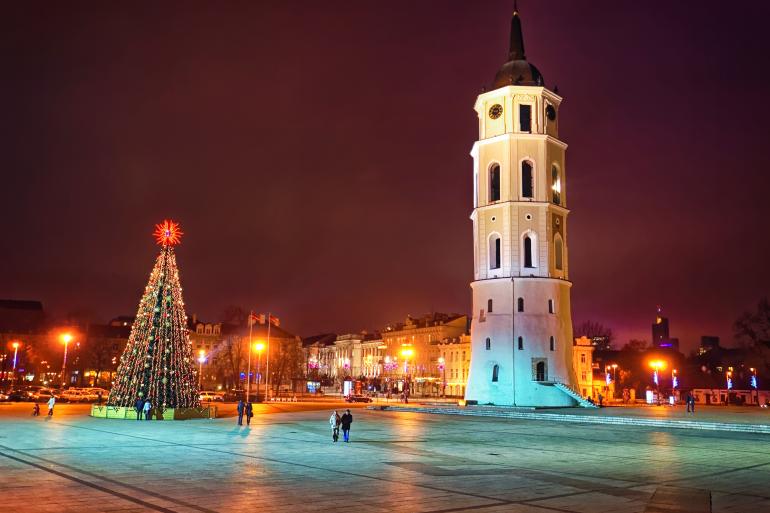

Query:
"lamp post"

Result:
[[254, 342, 265, 402], [197, 350, 206, 388], [438, 357, 446, 397], [60, 333, 73, 388], [649, 360, 666, 405], [400, 348, 414, 398], [726, 367, 733, 405], [750, 367, 758, 405]]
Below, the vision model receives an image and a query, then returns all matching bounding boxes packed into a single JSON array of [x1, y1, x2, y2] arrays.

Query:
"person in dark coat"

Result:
[[340, 409, 353, 442], [245, 402, 254, 426], [237, 400, 245, 425], [135, 397, 145, 421]]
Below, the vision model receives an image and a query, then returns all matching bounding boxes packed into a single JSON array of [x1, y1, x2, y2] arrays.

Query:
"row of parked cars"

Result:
[[0, 385, 110, 402]]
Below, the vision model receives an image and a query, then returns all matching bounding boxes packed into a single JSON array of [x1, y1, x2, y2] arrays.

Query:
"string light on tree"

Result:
[[107, 220, 200, 410]]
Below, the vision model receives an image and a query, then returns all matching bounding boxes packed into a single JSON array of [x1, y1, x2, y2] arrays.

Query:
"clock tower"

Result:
[[464, 6, 581, 406]]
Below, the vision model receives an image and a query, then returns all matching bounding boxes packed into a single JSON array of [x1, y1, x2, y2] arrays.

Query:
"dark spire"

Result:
[[491, 2, 544, 88], [509, 3, 525, 60]]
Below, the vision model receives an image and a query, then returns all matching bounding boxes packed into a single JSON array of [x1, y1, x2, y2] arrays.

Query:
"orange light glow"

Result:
[[61, 333, 73, 344], [11, 341, 20, 349], [253, 341, 265, 352], [154, 219, 183, 246], [648, 360, 666, 370], [400, 348, 414, 358]]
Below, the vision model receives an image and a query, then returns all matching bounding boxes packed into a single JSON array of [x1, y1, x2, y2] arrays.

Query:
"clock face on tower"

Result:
[[488, 104, 503, 119]]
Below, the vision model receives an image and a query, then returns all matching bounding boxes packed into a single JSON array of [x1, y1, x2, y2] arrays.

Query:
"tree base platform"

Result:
[[90, 404, 216, 420]]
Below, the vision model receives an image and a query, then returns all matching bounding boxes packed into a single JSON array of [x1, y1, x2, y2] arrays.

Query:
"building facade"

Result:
[[464, 8, 578, 406], [435, 334, 471, 397]]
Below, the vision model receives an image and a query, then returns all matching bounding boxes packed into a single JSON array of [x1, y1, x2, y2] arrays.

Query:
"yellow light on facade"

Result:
[[401, 348, 414, 358], [253, 341, 265, 352]]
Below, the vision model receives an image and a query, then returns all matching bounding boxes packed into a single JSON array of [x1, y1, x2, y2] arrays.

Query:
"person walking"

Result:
[[329, 410, 341, 442], [47, 396, 56, 417], [135, 397, 144, 421], [245, 401, 254, 426], [143, 399, 152, 420], [340, 409, 353, 443], [597, 393, 604, 408], [688, 393, 696, 414], [32, 402, 40, 416], [237, 399, 245, 426]]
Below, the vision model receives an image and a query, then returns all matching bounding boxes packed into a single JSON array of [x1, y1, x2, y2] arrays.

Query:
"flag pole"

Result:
[[246, 310, 253, 401], [266, 312, 271, 400]]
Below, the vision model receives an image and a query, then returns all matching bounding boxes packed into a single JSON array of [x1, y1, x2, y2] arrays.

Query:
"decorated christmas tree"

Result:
[[107, 220, 200, 409]]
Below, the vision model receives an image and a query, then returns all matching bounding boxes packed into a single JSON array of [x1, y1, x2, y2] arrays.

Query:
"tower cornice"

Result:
[[471, 133, 568, 150]]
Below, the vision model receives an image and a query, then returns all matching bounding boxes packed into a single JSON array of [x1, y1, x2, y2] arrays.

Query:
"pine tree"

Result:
[[107, 220, 200, 409]]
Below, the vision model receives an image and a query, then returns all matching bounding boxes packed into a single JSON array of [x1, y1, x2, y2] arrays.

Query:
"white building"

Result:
[[465, 8, 582, 407]]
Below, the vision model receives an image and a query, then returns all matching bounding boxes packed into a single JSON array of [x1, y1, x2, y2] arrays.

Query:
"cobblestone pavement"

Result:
[[1, 404, 769, 512]]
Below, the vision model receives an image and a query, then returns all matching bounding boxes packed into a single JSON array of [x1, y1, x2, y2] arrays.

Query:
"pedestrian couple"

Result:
[[236, 400, 254, 426], [329, 409, 353, 443], [134, 397, 153, 420], [685, 392, 696, 414]]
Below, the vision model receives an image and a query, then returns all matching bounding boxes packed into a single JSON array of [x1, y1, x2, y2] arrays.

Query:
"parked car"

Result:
[[0, 391, 10, 401], [199, 392, 224, 402], [77, 388, 109, 402], [61, 388, 90, 402], [345, 395, 373, 403], [32, 388, 61, 401]]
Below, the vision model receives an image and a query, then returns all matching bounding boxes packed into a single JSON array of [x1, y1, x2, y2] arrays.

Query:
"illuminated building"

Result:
[[465, 7, 580, 406]]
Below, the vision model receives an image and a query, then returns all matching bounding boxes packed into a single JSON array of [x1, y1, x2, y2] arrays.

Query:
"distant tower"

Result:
[[464, 6, 578, 406], [652, 305, 678, 350]]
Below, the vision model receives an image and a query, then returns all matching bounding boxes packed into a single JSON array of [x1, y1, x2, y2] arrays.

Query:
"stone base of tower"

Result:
[[464, 277, 578, 407]]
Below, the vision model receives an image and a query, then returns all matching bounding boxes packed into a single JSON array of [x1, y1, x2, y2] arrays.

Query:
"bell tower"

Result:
[[464, 6, 578, 406]]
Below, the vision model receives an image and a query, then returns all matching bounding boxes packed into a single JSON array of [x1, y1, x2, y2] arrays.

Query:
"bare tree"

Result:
[[574, 320, 614, 349], [734, 297, 770, 348], [622, 339, 648, 352]]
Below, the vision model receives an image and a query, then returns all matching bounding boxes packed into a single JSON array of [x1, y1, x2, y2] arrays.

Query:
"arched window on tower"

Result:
[[487, 299, 493, 313], [489, 234, 501, 270], [550, 336, 555, 351], [489, 164, 501, 202], [517, 337, 524, 350], [524, 236, 533, 268], [492, 365, 499, 382], [555, 235, 564, 271], [551, 165, 561, 205], [485, 338, 491, 350], [521, 161, 533, 198], [517, 297, 524, 312]]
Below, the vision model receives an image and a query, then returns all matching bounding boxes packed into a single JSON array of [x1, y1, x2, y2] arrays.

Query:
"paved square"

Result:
[[1, 403, 769, 512]]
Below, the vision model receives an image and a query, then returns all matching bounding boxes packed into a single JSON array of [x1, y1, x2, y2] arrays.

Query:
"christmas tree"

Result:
[[107, 220, 200, 409]]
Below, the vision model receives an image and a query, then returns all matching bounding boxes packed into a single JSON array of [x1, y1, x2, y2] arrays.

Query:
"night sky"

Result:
[[2, 1, 770, 350]]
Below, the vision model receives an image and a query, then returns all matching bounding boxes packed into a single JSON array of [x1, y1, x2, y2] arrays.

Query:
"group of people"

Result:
[[329, 409, 353, 443], [134, 397, 153, 420], [236, 400, 254, 426]]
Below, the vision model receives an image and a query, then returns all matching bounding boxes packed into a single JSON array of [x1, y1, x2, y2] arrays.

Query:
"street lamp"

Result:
[[750, 367, 758, 405], [254, 341, 265, 402], [437, 356, 446, 397], [11, 341, 20, 371], [400, 348, 414, 398], [60, 333, 73, 388], [197, 350, 207, 388], [649, 360, 666, 405]]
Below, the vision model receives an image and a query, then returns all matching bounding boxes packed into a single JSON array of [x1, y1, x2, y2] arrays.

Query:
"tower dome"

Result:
[[492, 8, 544, 88]]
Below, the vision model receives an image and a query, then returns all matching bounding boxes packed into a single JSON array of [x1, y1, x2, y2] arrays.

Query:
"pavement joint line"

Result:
[[0, 446, 184, 513], [0, 445, 220, 513], [370, 406, 770, 435]]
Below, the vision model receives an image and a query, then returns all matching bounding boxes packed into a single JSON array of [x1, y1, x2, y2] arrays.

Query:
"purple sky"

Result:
[[2, 1, 769, 351]]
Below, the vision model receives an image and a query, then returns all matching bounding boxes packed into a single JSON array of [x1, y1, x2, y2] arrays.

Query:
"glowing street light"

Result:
[[197, 350, 207, 388], [649, 360, 666, 405], [438, 356, 446, 397], [60, 333, 73, 388], [254, 341, 265, 401], [11, 341, 20, 371]]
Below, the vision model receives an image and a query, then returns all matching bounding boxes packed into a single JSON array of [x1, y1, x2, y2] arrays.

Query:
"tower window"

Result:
[[521, 161, 533, 198], [492, 364, 499, 382], [555, 236, 564, 271], [490, 164, 501, 202], [551, 165, 561, 205], [489, 234, 501, 270], [519, 104, 532, 133], [487, 299, 493, 313], [550, 336, 555, 351], [517, 297, 524, 312], [548, 299, 554, 314], [485, 338, 491, 350], [524, 236, 533, 268], [518, 337, 524, 350]]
